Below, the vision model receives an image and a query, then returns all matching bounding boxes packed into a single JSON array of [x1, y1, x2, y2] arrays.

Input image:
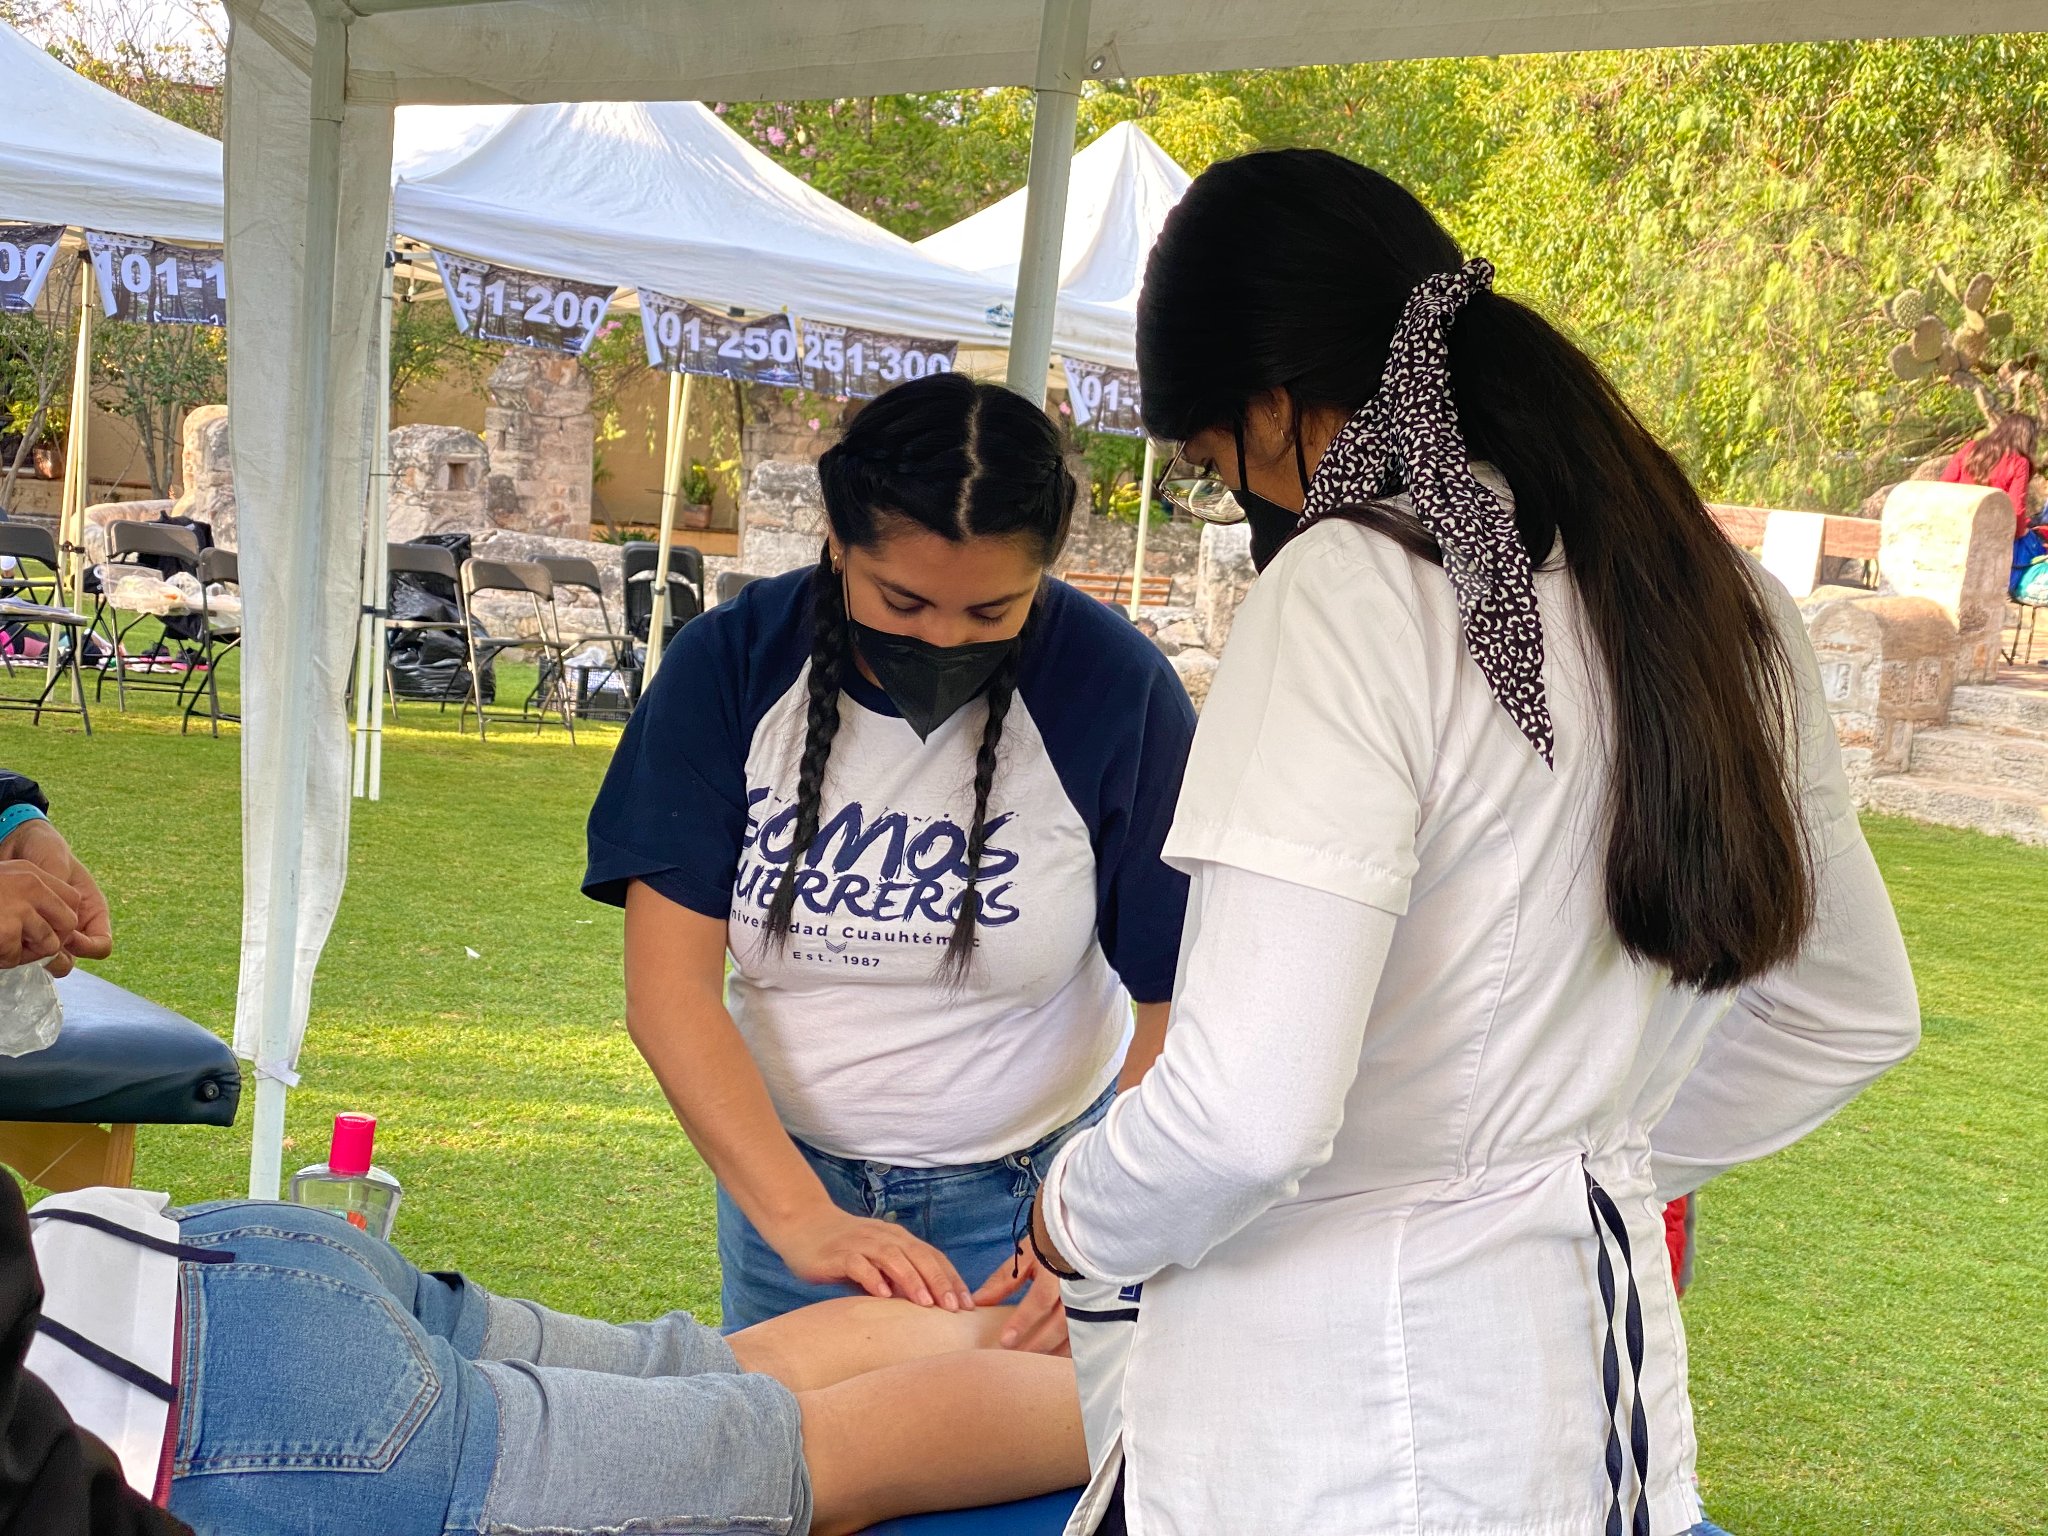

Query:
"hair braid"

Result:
[[938, 603, 1036, 983], [764, 548, 848, 948]]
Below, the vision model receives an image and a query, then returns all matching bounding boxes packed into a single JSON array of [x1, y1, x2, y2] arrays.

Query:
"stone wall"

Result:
[[1057, 510, 1202, 607], [387, 425, 492, 542], [172, 405, 235, 549], [738, 459, 829, 577], [742, 386, 849, 466], [1802, 593, 1957, 782], [485, 352, 595, 540]]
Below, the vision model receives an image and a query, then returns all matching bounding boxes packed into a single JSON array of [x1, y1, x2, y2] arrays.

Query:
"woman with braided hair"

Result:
[[1030, 149, 1920, 1534], [586, 372, 1195, 1350]]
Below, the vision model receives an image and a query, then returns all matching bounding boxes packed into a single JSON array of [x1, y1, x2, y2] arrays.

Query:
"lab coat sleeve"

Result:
[[1648, 572, 1920, 1200], [1041, 861, 1396, 1285]]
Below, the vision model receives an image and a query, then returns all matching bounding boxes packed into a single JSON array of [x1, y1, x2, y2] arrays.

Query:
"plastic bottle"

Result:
[[288, 1113, 402, 1239], [0, 961, 62, 1058]]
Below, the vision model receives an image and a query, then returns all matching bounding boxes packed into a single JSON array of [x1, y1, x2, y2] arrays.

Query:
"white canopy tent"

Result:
[[0, 19, 224, 612], [219, 0, 2045, 1198], [917, 118, 1189, 373], [920, 117, 1189, 614]]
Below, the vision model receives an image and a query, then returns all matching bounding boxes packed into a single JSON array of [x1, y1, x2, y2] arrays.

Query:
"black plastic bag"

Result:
[[388, 620, 495, 704]]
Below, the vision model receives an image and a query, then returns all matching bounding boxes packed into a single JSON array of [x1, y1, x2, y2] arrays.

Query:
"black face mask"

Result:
[[849, 608, 1020, 741], [1235, 427, 1314, 573]]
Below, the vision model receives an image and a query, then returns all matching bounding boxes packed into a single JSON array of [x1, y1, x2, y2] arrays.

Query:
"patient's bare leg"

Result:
[[727, 1295, 1011, 1392], [799, 1349, 1087, 1536]]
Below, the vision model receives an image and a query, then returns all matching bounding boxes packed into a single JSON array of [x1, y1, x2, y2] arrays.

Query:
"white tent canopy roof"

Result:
[[917, 120, 1188, 369], [232, 0, 2046, 105], [389, 99, 1022, 345], [0, 19, 222, 242]]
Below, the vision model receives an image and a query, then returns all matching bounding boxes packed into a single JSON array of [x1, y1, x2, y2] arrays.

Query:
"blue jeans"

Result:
[[718, 1085, 1116, 1330], [164, 1201, 808, 1535]]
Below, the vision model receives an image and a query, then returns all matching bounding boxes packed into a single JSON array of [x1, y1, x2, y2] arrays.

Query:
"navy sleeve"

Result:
[[583, 571, 811, 917], [1026, 582, 1197, 1003]]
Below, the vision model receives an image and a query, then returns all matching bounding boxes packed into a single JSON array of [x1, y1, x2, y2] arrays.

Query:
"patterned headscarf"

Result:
[[1295, 258, 1555, 766]]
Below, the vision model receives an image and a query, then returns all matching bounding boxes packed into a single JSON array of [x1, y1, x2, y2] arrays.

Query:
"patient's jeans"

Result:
[[717, 1084, 1116, 1330], [164, 1201, 810, 1535]]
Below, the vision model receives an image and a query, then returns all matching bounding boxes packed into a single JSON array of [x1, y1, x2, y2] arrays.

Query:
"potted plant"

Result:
[[681, 460, 717, 529]]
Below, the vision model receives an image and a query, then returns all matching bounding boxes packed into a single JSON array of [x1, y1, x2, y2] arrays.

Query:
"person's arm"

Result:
[[1649, 831, 1918, 1200], [1036, 863, 1396, 1284], [1118, 1002, 1169, 1090], [623, 883, 972, 1311], [0, 778, 111, 975]]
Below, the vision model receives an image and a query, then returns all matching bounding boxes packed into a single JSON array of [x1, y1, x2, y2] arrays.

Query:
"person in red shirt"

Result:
[[1941, 412, 2039, 539]]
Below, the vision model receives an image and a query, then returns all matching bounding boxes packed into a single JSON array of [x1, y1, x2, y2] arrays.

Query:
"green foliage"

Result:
[[388, 294, 489, 412]]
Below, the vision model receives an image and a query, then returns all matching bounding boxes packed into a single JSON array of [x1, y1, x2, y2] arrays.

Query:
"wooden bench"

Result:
[[1062, 571, 1174, 608], [1708, 504, 1881, 597]]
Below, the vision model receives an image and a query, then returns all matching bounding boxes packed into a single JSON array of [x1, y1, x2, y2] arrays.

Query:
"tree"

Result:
[[92, 319, 225, 498], [0, 255, 80, 507]]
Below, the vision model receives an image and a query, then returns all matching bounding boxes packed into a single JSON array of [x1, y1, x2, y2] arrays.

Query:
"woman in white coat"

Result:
[[1030, 149, 1921, 1536]]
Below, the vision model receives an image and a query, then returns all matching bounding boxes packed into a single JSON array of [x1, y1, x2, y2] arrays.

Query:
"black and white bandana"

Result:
[[1295, 258, 1555, 766]]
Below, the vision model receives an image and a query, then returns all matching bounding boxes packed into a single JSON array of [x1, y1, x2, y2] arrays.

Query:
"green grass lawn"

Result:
[[4, 642, 2042, 1530]]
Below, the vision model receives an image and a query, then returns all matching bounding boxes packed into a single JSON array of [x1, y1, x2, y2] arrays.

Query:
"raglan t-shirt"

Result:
[[585, 568, 1196, 1167]]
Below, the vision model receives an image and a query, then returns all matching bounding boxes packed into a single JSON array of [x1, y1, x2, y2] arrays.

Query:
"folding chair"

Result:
[[538, 555, 637, 718], [621, 541, 704, 654], [381, 542, 472, 714], [180, 547, 242, 737], [91, 521, 203, 711], [458, 557, 577, 742], [0, 523, 93, 735], [716, 569, 764, 605]]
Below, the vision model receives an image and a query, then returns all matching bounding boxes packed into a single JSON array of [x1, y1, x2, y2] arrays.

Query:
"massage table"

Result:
[[0, 969, 240, 1191], [864, 1489, 1081, 1535]]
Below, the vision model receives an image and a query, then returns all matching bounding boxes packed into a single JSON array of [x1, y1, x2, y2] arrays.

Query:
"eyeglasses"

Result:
[[1153, 442, 1246, 525]]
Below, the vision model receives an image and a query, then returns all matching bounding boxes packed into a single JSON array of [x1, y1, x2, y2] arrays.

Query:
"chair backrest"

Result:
[[0, 523, 60, 570], [108, 521, 201, 567], [716, 570, 762, 605], [387, 542, 460, 583], [620, 542, 704, 641], [620, 541, 705, 591], [199, 547, 239, 585], [538, 555, 605, 596], [464, 557, 553, 600]]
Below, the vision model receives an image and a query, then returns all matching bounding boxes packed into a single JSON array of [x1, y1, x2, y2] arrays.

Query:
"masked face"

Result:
[[1234, 426, 1312, 572], [837, 526, 1042, 740], [845, 617, 1018, 740]]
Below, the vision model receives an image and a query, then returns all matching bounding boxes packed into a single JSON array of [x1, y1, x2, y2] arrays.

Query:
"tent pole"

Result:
[[355, 252, 395, 801], [248, 2, 350, 1201], [1127, 436, 1156, 621], [60, 252, 96, 615], [1004, 0, 1091, 403], [642, 367, 691, 691]]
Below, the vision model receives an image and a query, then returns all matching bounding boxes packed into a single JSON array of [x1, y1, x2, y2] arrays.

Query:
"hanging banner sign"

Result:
[[0, 224, 65, 314], [638, 292, 800, 385], [798, 321, 958, 401], [85, 231, 226, 326], [432, 250, 613, 356], [1060, 357, 1144, 437]]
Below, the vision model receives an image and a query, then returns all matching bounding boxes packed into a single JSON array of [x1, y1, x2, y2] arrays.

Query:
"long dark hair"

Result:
[[763, 371, 1075, 977], [1966, 411, 2037, 480], [1139, 149, 1812, 990]]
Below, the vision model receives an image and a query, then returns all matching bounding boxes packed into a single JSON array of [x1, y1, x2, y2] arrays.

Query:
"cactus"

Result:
[[1879, 263, 2035, 431], [1889, 288, 1929, 325]]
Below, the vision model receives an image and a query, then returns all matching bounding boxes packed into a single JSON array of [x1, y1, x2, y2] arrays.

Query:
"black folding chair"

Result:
[[621, 542, 704, 653], [381, 543, 471, 715], [0, 523, 92, 735], [459, 557, 577, 742], [91, 522, 203, 711], [538, 555, 637, 718], [180, 547, 242, 738], [715, 569, 764, 606]]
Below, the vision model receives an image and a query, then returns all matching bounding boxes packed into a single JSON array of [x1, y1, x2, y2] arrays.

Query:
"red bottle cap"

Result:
[[328, 1113, 376, 1177]]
